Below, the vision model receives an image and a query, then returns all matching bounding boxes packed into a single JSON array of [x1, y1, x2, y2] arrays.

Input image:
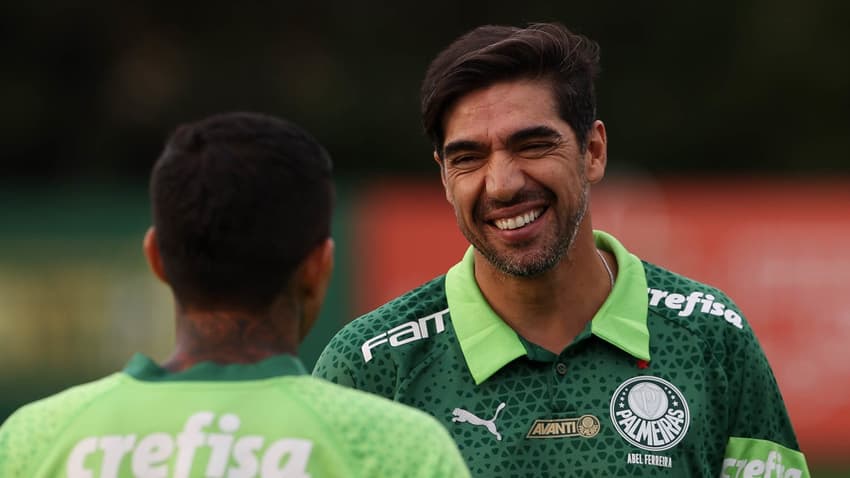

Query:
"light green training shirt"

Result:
[[0, 353, 470, 477]]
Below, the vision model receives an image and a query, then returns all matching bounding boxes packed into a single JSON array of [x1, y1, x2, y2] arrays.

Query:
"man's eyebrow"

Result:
[[442, 139, 486, 159], [506, 126, 562, 147]]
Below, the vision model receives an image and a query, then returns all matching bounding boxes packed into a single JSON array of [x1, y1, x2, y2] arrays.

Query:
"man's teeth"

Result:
[[494, 209, 542, 230]]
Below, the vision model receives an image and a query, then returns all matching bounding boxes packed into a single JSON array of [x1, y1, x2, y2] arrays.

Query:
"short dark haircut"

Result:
[[421, 22, 601, 156], [150, 112, 334, 310]]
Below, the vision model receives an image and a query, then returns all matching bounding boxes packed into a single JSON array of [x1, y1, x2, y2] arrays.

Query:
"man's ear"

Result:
[[585, 120, 608, 184], [434, 150, 451, 203], [143, 227, 169, 284], [295, 238, 335, 341]]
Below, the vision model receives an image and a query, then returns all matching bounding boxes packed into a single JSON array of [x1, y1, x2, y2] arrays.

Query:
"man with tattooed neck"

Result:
[[0, 112, 470, 478]]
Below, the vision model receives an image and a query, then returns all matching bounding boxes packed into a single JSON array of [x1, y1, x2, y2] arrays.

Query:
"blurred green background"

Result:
[[1, 1, 848, 474]]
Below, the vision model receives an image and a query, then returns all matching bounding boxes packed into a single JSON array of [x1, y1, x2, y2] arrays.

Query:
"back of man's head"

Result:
[[150, 112, 334, 311]]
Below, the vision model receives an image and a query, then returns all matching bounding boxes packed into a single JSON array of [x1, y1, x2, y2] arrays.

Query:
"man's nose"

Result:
[[485, 152, 525, 202]]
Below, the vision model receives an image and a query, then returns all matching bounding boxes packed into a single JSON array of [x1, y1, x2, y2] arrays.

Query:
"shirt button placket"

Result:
[[551, 361, 571, 411]]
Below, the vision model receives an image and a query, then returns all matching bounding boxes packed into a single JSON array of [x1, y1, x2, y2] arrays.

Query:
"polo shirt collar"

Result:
[[446, 230, 650, 385], [123, 353, 308, 382]]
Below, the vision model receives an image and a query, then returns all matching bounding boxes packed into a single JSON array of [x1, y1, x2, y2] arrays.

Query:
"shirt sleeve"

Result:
[[299, 378, 469, 477], [718, 312, 810, 477], [312, 330, 360, 388], [312, 323, 400, 401], [0, 407, 42, 477], [410, 416, 472, 478]]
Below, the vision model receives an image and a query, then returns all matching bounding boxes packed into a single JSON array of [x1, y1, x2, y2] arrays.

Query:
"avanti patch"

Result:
[[526, 415, 601, 439]]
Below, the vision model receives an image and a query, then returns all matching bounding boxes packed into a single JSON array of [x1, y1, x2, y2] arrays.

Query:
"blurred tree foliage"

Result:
[[1, 0, 848, 181]]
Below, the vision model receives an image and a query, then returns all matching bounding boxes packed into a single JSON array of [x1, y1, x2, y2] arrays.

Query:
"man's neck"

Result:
[[164, 307, 299, 373], [473, 229, 616, 354]]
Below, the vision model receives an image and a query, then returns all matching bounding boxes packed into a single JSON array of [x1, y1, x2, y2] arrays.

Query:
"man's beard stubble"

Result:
[[462, 182, 590, 278]]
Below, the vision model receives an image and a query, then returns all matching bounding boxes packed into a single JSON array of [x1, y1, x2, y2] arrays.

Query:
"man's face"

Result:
[[438, 78, 605, 277]]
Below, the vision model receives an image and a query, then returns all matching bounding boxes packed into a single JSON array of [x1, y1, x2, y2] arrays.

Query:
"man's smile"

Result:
[[493, 208, 544, 230]]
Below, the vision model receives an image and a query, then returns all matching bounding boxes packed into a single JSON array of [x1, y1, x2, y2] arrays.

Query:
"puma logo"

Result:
[[451, 402, 506, 440]]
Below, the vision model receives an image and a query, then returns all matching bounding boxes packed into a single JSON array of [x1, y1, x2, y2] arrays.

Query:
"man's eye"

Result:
[[521, 142, 552, 152], [449, 155, 478, 166]]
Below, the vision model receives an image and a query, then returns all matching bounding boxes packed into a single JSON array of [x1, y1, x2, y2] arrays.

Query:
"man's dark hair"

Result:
[[150, 112, 334, 311], [421, 22, 601, 156]]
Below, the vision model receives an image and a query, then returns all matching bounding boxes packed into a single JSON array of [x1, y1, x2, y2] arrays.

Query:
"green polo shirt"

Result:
[[314, 231, 809, 477], [0, 354, 470, 477]]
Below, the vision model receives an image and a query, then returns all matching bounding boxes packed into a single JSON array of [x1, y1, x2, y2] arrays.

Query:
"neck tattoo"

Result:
[[596, 249, 615, 289]]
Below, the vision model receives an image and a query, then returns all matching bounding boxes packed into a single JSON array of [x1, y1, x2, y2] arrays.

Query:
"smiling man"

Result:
[[314, 23, 809, 477]]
